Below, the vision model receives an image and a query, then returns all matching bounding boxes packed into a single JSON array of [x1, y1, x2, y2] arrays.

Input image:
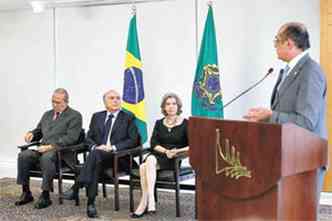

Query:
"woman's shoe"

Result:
[[130, 208, 148, 219]]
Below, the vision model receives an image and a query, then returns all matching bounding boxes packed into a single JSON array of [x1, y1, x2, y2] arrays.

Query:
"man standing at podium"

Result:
[[244, 22, 327, 201], [244, 22, 327, 138]]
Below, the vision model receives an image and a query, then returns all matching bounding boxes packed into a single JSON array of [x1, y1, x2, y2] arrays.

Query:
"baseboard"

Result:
[[0, 159, 16, 178]]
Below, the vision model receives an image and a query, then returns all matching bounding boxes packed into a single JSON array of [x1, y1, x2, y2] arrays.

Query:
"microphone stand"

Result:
[[223, 68, 274, 109]]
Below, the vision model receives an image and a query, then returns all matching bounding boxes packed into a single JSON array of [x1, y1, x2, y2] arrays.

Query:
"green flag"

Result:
[[192, 5, 223, 118]]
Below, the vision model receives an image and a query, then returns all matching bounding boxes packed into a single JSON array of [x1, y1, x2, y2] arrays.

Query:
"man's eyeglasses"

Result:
[[52, 100, 65, 105]]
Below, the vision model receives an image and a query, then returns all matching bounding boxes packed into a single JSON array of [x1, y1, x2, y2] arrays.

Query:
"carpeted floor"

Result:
[[0, 177, 331, 221], [0, 178, 195, 221]]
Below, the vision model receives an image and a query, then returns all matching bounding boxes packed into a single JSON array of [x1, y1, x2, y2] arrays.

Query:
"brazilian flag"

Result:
[[191, 5, 224, 118], [122, 13, 148, 144]]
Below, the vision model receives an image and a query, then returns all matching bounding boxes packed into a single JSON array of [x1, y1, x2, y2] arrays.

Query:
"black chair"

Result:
[[17, 129, 87, 205], [99, 146, 143, 211], [129, 150, 195, 217]]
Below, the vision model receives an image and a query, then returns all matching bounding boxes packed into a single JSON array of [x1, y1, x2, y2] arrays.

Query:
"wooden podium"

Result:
[[189, 117, 328, 220]]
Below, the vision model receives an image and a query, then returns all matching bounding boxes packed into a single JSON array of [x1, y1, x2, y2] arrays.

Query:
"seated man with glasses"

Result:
[[15, 88, 82, 209]]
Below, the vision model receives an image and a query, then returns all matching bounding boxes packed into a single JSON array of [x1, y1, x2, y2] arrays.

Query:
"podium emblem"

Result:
[[215, 129, 251, 179]]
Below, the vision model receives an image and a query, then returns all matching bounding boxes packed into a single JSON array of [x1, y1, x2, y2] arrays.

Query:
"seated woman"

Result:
[[131, 92, 189, 218]]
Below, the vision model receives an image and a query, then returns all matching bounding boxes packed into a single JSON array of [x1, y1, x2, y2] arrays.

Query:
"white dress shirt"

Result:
[[286, 50, 309, 76], [91, 109, 120, 151]]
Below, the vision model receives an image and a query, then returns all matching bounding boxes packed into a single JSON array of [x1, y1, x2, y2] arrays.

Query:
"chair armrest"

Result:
[[56, 143, 88, 153], [173, 151, 189, 174], [174, 151, 189, 161], [112, 146, 143, 158], [55, 143, 89, 169], [17, 141, 41, 150], [141, 148, 150, 155]]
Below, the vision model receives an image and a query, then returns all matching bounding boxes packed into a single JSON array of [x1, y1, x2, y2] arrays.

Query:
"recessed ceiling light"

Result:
[[30, 1, 46, 13]]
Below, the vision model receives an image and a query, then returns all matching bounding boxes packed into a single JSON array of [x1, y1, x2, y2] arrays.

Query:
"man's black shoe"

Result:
[[34, 195, 52, 209], [87, 203, 98, 218], [14, 192, 34, 206]]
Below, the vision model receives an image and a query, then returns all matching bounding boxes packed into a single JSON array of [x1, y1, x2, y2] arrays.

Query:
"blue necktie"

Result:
[[102, 114, 114, 145]]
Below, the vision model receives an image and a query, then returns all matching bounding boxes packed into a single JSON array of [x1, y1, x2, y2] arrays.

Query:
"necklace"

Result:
[[165, 117, 177, 126], [165, 116, 177, 132]]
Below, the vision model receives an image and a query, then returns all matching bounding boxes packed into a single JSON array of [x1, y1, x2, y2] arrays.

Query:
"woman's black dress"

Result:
[[147, 118, 189, 170]]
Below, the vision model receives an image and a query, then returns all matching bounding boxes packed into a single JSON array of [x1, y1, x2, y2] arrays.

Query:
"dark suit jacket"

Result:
[[270, 54, 327, 139], [31, 106, 83, 168], [85, 110, 139, 171]]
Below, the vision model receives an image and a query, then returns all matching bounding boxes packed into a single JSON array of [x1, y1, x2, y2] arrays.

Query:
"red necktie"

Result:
[[54, 112, 60, 120]]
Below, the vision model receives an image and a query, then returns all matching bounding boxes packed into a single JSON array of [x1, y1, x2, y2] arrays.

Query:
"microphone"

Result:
[[223, 68, 274, 108]]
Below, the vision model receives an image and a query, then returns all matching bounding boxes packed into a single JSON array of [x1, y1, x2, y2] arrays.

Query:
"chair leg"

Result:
[[74, 175, 80, 206], [114, 177, 119, 211], [176, 187, 181, 217], [57, 164, 63, 205], [129, 176, 134, 212], [103, 182, 107, 198], [175, 180, 180, 217], [154, 185, 158, 202], [58, 176, 63, 205], [129, 155, 134, 212], [75, 194, 80, 206], [174, 165, 180, 217], [113, 159, 119, 211]]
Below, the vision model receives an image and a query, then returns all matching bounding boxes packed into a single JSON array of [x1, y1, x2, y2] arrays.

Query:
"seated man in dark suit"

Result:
[[15, 88, 82, 209], [65, 89, 139, 218]]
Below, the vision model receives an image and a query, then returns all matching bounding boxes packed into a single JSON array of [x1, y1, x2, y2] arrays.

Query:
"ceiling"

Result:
[[0, 0, 30, 10], [0, 0, 169, 11]]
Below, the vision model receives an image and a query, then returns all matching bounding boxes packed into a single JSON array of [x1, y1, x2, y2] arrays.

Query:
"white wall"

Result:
[[197, 0, 320, 118], [55, 0, 196, 131], [0, 0, 320, 178], [0, 10, 54, 177]]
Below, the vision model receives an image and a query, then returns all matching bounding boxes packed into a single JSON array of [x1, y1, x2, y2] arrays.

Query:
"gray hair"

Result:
[[53, 88, 69, 103], [281, 22, 310, 50], [103, 89, 120, 103], [160, 92, 183, 116]]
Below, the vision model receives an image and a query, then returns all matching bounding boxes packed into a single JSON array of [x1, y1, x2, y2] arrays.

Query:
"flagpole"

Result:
[[131, 3, 136, 15]]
